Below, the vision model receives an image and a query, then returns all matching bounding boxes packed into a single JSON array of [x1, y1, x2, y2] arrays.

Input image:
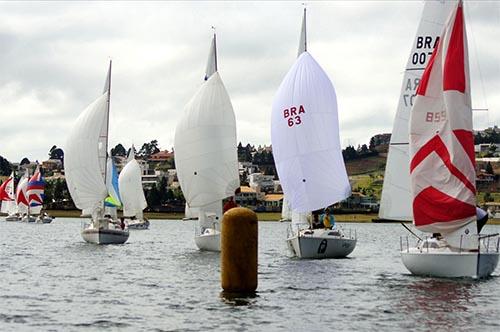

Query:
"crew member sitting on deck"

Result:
[[323, 208, 335, 229]]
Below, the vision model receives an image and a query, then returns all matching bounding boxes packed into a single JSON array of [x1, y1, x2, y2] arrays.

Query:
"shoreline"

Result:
[[30, 210, 500, 225]]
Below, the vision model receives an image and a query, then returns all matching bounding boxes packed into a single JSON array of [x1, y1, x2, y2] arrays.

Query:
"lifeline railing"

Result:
[[400, 234, 500, 253]]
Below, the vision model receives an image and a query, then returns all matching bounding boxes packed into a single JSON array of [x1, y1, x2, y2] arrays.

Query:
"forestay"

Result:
[[65, 93, 109, 216], [379, 1, 455, 221], [174, 72, 239, 208], [118, 149, 147, 218], [271, 52, 350, 213], [409, 2, 476, 236]]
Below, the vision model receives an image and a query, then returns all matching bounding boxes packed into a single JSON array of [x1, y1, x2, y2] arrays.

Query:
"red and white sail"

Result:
[[0, 173, 16, 214], [409, 2, 476, 234], [16, 171, 30, 214]]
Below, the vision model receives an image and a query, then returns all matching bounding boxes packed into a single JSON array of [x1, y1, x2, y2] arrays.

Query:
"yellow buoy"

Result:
[[221, 207, 258, 293]]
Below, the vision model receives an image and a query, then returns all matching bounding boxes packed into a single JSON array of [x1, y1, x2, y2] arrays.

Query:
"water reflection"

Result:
[[399, 278, 475, 330], [219, 291, 258, 306]]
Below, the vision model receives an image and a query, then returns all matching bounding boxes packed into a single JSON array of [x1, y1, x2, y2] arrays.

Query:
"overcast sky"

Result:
[[0, 1, 499, 163]]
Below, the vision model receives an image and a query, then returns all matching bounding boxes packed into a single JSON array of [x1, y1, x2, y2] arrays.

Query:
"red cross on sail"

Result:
[[409, 2, 476, 234]]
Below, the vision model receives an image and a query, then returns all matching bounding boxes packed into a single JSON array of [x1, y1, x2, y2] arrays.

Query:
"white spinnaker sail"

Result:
[[379, 1, 455, 221], [174, 72, 239, 208], [271, 52, 351, 213], [65, 93, 109, 216], [118, 156, 147, 219]]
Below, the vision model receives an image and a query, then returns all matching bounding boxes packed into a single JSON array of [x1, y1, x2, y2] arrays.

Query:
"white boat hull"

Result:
[[81, 228, 129, 245], [194, 228, 221, 252], [127, 219, 149, 230], [287, 229, 356, 259], [401, 249, 499, 278], [36, 216, 53, 224], [21, 215, 36, 223], [4, 214, 20, 222]]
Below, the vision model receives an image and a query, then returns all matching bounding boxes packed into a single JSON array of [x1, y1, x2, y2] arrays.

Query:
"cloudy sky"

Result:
[[0, 1, 499, 163]]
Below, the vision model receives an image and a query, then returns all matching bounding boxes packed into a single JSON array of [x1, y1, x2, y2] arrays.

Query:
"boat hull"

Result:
[[287, 229, 356, 259], [194, 229, 221, 252], [4, 215, 20, 222], [401, 250, 499, 278], [81, 228, 129, 245], [37, 216, 53, 224], [127, 219, 149, 230]]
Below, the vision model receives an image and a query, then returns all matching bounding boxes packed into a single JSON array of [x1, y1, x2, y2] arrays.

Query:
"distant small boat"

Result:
[[272, 8, 356, 259], [401, 1, 499, 278], [119, 146, 149, 230], [174, 29, 240, 252], [65, 60, 129, 245]]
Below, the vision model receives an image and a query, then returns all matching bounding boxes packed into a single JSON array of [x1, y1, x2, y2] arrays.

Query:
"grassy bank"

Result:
[[44, 210, 500, 224]]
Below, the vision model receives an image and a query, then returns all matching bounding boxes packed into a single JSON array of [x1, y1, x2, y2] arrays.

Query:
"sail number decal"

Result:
[[411, 36, 439, 65], [425, 111, 446, 123], [404, 36, 440, 107], [283, 105, 306, 127]]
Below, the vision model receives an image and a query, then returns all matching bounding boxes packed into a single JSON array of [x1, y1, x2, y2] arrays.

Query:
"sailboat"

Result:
[[65, 61, 129, 245], [174, 30, 240, 252], [378, 0, 456, 222], [27, 164, 52, 223], [271, 8, 356, 259], [118, 147, 149, 230], [401, 1, 499, 278], [17, 170, 35, 222], [0, 172, 17, 221]]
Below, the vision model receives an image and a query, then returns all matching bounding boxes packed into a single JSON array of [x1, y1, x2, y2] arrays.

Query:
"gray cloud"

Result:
[[0, 1, 498, 162]]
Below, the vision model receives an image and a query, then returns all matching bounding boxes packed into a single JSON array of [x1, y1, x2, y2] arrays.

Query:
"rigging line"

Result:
[[400, 222, 422, 241]]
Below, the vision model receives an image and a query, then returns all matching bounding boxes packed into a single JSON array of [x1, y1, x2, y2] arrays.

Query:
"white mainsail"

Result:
[[64, 93, 109, 217], [118, 148, 147, 219], [281, 196, 292, 220], [205, 32, 217, 81], [379, 1, 455, 221], [271, 51, 351, 213], [174, 35, 239, 209], [297, 7, 307, 56]]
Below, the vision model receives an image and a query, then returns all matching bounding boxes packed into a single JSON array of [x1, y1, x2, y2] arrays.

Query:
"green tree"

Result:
[[111, 143, 127, 156], [49, 145, 64, 160], [486, 162, 494, 175], [0, 156, 11, 176], [138, 140, 160, 159], [20, 157, 30, 165]]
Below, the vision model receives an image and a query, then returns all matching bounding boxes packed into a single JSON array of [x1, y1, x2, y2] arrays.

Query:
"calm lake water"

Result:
[[1, 219, 500, 331]]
